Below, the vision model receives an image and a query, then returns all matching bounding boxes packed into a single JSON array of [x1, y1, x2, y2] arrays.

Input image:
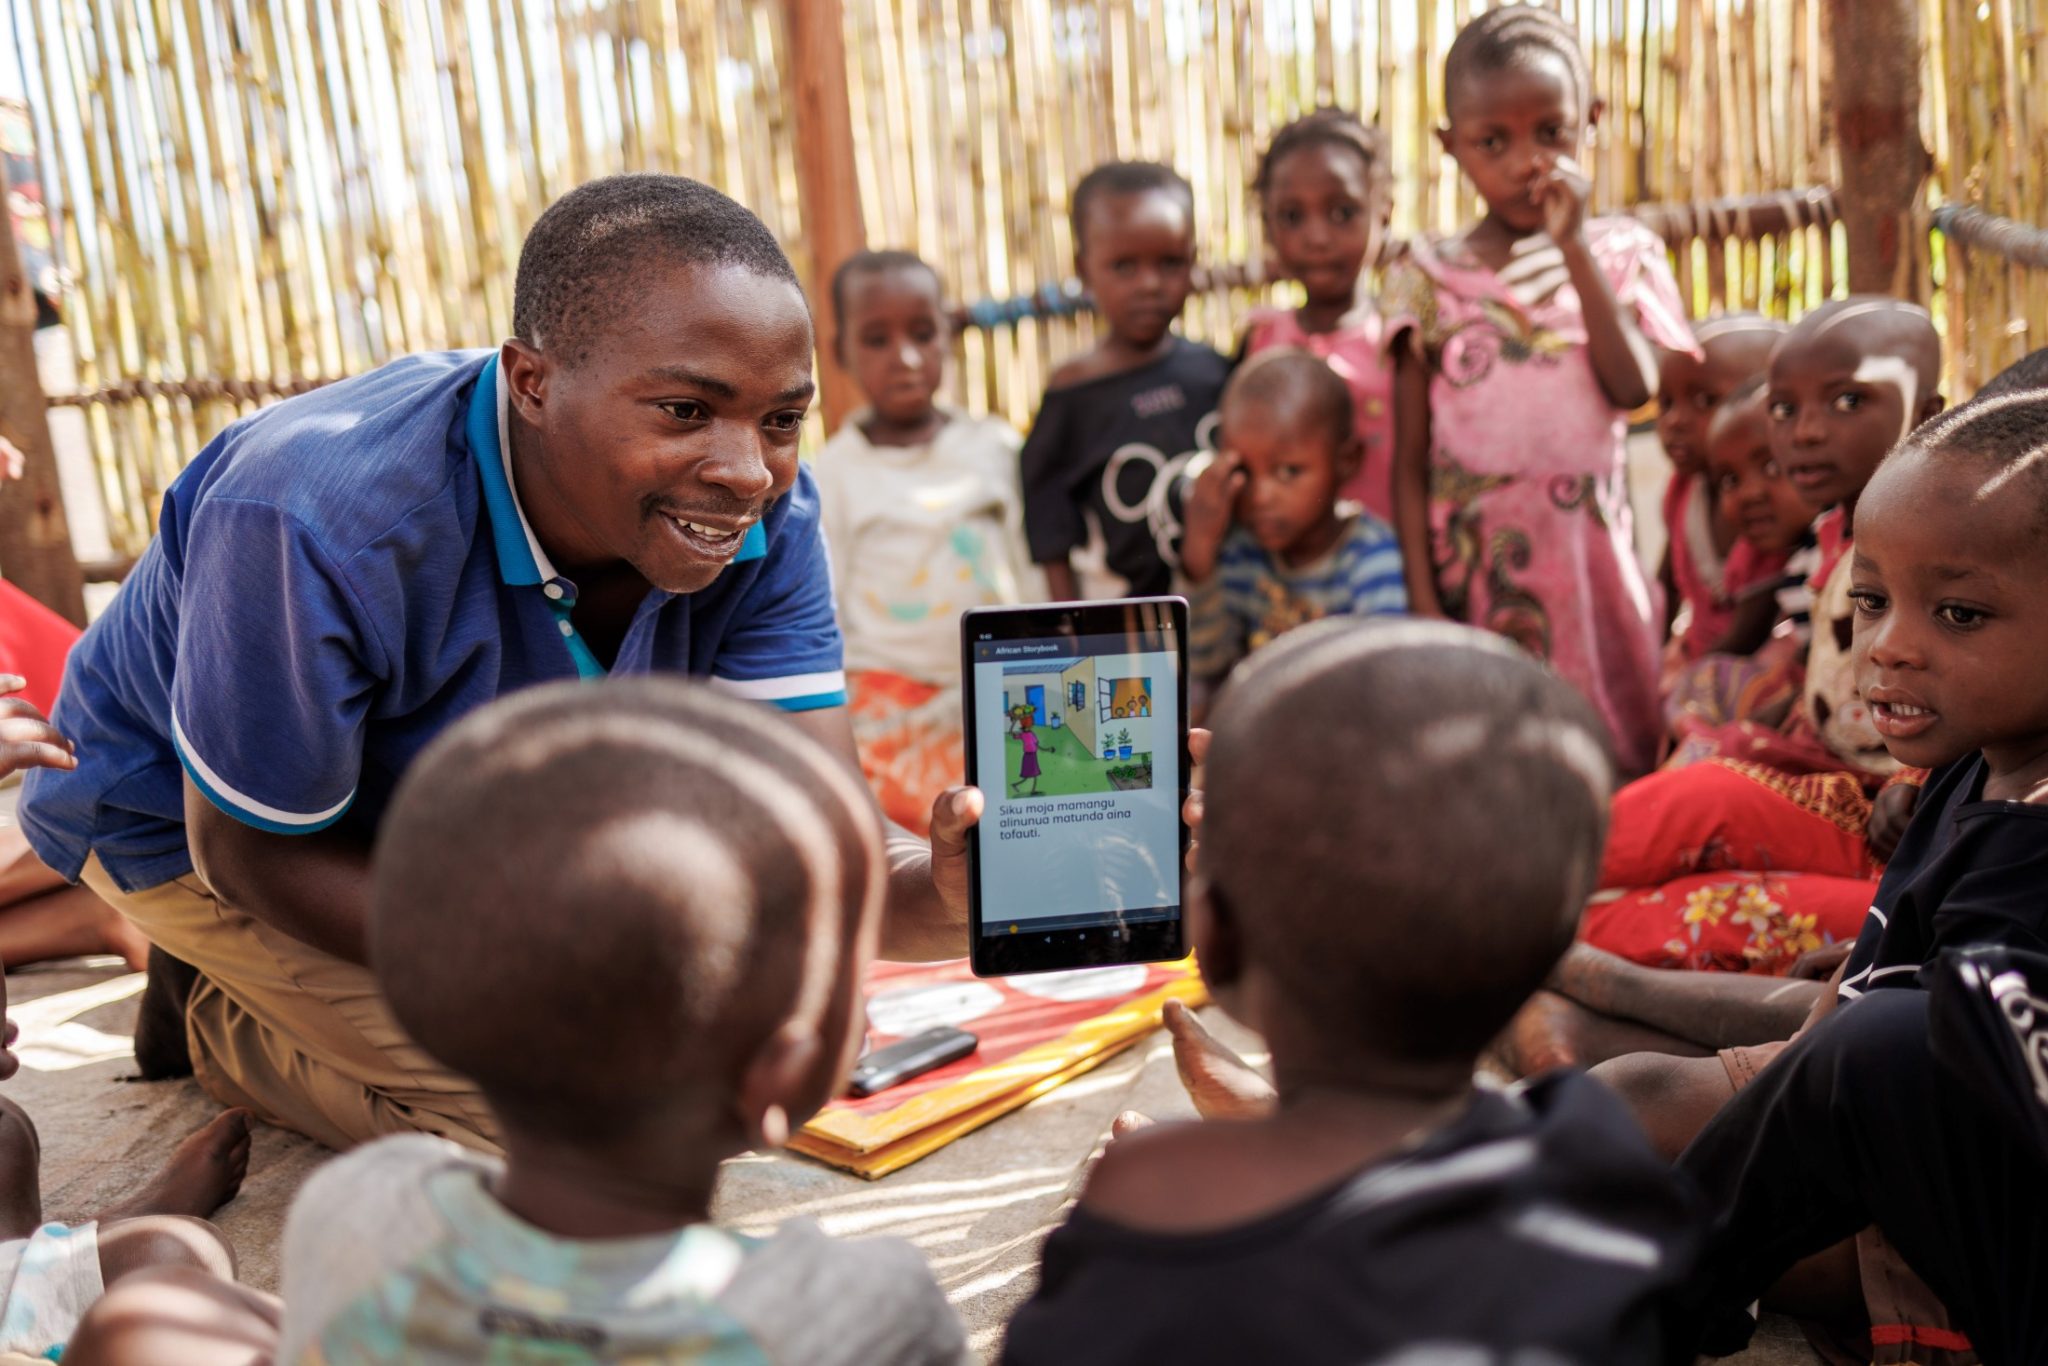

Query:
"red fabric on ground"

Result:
[[1599, 757, 1878, 891], [1582, 869, 1877, 973], [0, 579, 78, 715]]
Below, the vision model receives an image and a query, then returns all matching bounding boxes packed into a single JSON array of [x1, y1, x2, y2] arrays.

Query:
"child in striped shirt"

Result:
[[1181, 350, 1405, 699]]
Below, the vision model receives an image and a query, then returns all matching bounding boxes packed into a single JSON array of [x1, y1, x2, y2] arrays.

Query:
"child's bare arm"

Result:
[[1389, 347, 1443, 617], [1704, 589, 1782, 659], [1536, 158, 1657, 410], [1550, 944, 1819, 1050], [1042, 560, 1080, 602]]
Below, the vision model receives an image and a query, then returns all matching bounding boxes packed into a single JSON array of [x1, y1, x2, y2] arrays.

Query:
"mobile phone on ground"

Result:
[[960, 597, 1190, 977], [847, 1026, 980, 1097]]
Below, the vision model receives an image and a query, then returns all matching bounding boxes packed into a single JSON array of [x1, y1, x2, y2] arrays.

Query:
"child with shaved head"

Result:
[[1001, 619, 1700, 1366], [1675, 382, 2048, 1361], [69, 679, 967, 1365], [1655, 314, 1789, 660], [1181, 350, 1406, 699]]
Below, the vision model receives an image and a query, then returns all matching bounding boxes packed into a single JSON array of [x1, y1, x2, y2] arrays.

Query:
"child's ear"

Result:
[[1187, 874, 1242, 994], [735, 1019, 821, 1151], [1586, 97, 1607, 132], [1434, 124, 1455, 158], [1919, 392, 1947, 425], [830, 330, 849, 371]]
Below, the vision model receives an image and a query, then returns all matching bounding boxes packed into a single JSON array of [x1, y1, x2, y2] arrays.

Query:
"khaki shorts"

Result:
[[83, 857, 498, 1154]]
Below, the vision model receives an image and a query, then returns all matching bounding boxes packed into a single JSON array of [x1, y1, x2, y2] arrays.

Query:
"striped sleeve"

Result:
[[1339, 517, 1409, 617], [1186, 531, 1262, 680]]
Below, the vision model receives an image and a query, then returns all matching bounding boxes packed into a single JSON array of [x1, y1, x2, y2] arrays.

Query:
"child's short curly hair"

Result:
[[1070, 162, 1195, 252], [1253, 108, 1392, 201]]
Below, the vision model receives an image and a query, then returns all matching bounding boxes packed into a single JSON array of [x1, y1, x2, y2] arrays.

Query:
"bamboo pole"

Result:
[[0, 156, 87, 626], [1827, 0, 1931, 296], [784, 0, 866, 432]]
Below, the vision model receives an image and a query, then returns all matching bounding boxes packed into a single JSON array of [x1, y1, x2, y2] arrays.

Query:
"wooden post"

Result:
[[1825, 0, 1931, 297], [0, 155, 86, 627], [784, 0, 866, 434]]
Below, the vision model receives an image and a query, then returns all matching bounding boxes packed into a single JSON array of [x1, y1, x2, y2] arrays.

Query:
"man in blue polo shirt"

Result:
[[20, 175, 979, 1151]]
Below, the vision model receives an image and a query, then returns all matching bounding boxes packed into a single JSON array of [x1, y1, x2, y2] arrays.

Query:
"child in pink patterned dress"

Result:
[[1238, 109, 1399, 522], [1384, 7, 1700, 777]]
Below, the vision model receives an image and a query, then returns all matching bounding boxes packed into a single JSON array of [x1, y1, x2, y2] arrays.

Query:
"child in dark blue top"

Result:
[[1002, 620, 1700, 1366], [1679, 387, 2048, 1363], [1021, 162, 1228, 599]]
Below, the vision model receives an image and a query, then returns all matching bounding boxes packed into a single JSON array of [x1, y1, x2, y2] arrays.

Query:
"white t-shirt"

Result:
[[277, 1134, 968, 1365], [813, 409, 1037, 682]]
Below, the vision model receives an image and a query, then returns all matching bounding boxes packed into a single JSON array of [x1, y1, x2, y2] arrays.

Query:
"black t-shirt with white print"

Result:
[[1020, 337, 1229, 597], [1840, 752, 2048, 1001]]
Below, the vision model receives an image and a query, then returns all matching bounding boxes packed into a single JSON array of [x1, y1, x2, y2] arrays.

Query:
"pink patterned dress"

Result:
[[1382, 219, 1699, 776], [1242, 306, 1398, 522]]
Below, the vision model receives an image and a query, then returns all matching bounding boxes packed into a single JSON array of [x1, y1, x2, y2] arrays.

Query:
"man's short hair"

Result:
[[513, 174, 801, 366]]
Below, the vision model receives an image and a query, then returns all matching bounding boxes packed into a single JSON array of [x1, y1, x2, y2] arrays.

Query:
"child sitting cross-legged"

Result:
[[1660, 383, 2048, 1361], [1181, 349, 1405, 704], [1000, 619, 1701, 1366], [67, 678, 967, 1366]]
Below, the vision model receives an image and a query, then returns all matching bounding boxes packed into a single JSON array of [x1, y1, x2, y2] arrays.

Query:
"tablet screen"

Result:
[[964, 601, 1185, 973]]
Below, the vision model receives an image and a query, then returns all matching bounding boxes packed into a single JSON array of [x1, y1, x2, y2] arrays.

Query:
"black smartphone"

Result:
[[847, 1026, 980, 1097], [960, 597, 1190, 977]]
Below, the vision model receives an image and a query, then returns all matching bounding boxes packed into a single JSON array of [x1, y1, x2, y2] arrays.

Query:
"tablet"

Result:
[[961, 598, 1189, 976]]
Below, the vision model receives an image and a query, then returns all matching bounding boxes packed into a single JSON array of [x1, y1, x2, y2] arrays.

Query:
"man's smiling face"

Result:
[[509, 259, 817, 595]]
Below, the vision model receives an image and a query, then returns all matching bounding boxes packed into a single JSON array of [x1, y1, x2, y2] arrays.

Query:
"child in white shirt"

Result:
[[815, 250, 1036, 832]]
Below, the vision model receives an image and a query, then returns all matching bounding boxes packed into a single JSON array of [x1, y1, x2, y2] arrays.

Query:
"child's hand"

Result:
[[1180, 452, 1246, 583], [1867, 783, 1921, 863], [1182, 728, 1208, 872], [0, 680, 75, 778], [1533, 154, 1593, 246]]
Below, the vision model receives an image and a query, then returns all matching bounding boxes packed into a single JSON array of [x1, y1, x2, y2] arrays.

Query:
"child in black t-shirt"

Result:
[[1021, 162, 1229, 599], [1677, 386, 2048, 1360], [1000, 619, 1701, 1366]]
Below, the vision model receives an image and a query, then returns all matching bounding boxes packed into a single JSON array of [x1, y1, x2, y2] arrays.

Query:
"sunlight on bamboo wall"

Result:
[[7, 0, 2041, 553]]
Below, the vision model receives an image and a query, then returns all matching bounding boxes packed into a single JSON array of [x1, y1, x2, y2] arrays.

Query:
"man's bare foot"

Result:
[[1163, 1000, 1275, 1121], [101, 1111, 254, 1221]]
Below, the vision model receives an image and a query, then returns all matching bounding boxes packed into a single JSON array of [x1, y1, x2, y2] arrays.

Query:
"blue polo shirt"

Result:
[[21, 349, 846, 894]]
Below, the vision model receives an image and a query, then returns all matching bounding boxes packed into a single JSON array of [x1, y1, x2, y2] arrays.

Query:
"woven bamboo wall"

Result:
[[1928, 0, 2048, 392], [9, 0, 2040, 555]]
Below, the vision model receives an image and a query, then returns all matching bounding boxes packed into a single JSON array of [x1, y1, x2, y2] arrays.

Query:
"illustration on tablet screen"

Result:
[[998, 656, 1154, 798]]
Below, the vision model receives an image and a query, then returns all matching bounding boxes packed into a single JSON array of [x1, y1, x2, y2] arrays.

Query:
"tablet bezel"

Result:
[[960, 597, 1189, 977]]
